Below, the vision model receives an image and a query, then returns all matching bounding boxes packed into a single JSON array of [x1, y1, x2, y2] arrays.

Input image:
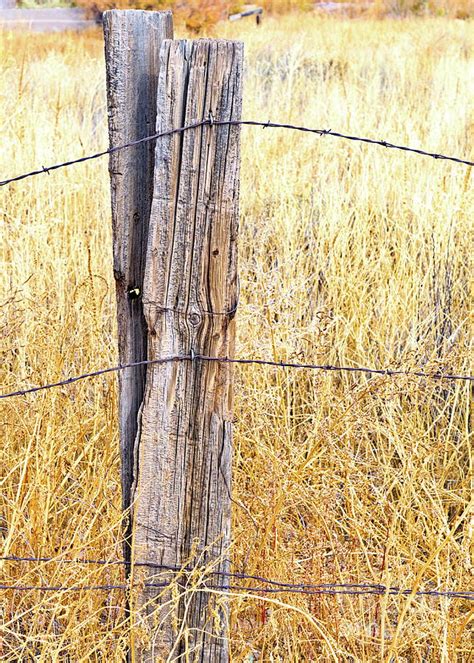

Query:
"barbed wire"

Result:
[[1, 353, 472, 401], [220, 120, 474, 167], [1, 556, 472, 600], [0, 355, 181, 399], [0, 121, 204, 187], [1, 118, 473, 188], [0, 583, 126, 592], [0, 555, 474, 600], [1, 582, 472, 600], [195, 354, 473, 382]]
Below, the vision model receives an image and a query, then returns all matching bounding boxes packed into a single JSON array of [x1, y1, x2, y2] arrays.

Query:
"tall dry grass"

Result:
[[1, 14, 473, 661]]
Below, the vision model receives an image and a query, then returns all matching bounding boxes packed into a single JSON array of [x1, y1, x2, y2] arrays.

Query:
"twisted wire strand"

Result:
[[1, 353, 472, 400], [1, 118, 473, 187]]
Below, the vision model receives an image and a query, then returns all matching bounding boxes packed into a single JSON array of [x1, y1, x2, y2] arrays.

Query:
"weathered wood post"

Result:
[[131, 39, 243, 661], [103, 10, 173, 560]]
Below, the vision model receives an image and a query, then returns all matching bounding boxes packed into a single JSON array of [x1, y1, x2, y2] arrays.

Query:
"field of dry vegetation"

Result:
[[1, 12, 473, 662]]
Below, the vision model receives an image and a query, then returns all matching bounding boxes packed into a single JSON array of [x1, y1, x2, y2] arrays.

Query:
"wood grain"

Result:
[[132, 38, 243, 662], [103, 10, 173, 544]]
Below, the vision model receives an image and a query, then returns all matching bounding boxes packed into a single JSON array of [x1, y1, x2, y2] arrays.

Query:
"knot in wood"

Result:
[[188, 311, 202, 326]]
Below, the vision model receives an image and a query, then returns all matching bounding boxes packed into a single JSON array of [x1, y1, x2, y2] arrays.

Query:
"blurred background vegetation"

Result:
[[13, 0, 474, 32]]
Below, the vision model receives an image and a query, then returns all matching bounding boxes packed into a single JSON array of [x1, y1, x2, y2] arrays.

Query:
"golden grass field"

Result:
[[1, 13, 473, 662]]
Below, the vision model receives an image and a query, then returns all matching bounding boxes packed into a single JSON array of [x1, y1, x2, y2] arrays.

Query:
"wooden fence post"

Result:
[[131, 39, 243, 661], [103, 10, 173, 560]]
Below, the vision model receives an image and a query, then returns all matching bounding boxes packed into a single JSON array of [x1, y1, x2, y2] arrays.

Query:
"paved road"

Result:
[[0, 8, 98, 32]]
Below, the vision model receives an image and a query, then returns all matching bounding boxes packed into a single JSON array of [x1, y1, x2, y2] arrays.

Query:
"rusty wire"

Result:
[[1, 118, 473, 187], [1, 353, 472, 401]]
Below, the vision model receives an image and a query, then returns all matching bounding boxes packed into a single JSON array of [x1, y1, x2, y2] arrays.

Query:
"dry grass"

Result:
[[268, 0, 474, 19], [1, 14, 473, 662], [371, 0, 474, 19]]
